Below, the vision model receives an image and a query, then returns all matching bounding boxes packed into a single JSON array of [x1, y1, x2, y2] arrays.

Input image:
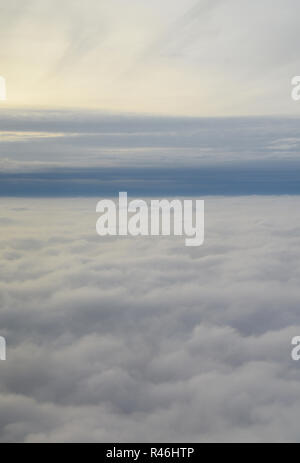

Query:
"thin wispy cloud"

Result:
[[1, 0, 300, 114], [133, 0, 222, 63]]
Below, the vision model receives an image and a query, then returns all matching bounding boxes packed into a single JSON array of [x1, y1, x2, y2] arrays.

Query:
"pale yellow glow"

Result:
[[0, 0, 298, 116]]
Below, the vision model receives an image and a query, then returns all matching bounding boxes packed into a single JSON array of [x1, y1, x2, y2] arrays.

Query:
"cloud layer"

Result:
[[1, 112, 300, 195], [0, 196, 300, 442]]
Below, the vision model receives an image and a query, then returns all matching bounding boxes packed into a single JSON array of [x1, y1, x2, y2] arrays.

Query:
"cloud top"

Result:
[[0, 196, 300, 442]]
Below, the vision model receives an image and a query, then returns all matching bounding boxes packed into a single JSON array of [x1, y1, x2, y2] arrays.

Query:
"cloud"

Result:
[[132, 0, 222, 65], [0, 196, 300, 442], [0, 112, 300, 195], [2, 163, 300, 196], [1, 0, 300, 115]]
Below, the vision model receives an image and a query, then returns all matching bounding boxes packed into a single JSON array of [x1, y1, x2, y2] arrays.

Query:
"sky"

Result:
[[1, 0, 300, 444], [0, 0, 300, 115]]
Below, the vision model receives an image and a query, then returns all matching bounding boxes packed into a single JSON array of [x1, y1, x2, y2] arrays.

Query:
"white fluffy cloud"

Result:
[[0, 196, 300, 442]]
